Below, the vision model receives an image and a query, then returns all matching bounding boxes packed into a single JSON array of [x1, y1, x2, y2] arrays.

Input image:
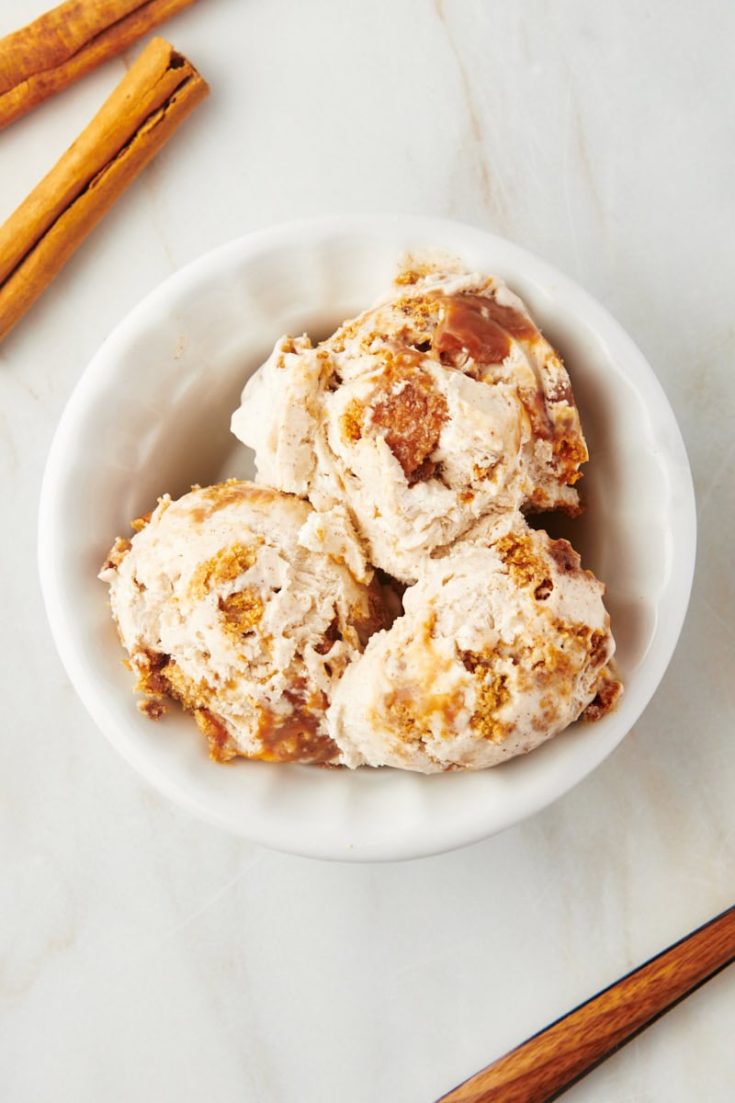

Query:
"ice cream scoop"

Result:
[[99, 480, 387, 764], [232, 262, 587, 582], [327, 513, 621, 773]]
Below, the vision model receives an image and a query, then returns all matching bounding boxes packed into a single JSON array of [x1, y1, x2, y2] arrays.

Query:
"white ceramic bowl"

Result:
[[38, 215, 696, 861]]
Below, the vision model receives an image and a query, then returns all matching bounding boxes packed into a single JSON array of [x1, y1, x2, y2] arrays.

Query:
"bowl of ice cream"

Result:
[[38, 214, 695, 860]]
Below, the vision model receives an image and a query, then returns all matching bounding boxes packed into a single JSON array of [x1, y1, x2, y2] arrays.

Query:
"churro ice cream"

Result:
[[99, 481, 387, 764], [101, 259, 621, 775], [232, 263, 587, 582], [327, 513, 621, 773]]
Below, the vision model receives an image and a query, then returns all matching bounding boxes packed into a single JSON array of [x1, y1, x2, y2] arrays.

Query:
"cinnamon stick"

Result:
[[0, 37, 208, 343], [0, 0, 201, 130]]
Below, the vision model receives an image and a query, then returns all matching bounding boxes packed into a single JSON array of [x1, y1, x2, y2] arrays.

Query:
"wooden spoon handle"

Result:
[[437, 905, 735, 1103]]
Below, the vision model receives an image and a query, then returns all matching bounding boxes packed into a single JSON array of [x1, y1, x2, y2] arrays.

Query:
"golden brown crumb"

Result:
[[341, 399, 364, 443], [160, 660, 210, 713], [394, 260, 466, 288], [130, 511, 152, 533], [393, 292, 437, 316], [132, 650, 169, 697], [589, 630, 609, 668], [189, 542, 261, 599], [137, 698, 166, 720], [495, 532, 552, 593], [194, 708, 240, 762], [461, 651, 510, 743], [384, 688, 430, 745], [100, 536, 131, 573], [370, 371, 448, 484], [218, 588, 264, 636], [369, 683, 466, 771], [472, 461, 498, 481], [421, 610, 438, 645], [531, 646, 575, 688], [394, 269, 422, 286], [471, 679, 510, 742], [554, 433, 588, 482], [530, 620, 611, 689], [255, 691, 338, 764], [583, 670, 623, 721], [552, 619, 593, 649]]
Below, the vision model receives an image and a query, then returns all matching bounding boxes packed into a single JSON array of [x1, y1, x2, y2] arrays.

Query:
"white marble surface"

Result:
[[1, 1, 733, 1100]]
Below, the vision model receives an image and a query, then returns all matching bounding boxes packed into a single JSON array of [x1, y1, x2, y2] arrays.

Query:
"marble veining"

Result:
[[1, 1, 734, 1100]]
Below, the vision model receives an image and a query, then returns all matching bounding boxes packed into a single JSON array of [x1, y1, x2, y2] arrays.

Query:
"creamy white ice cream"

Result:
[[99, 481, 386, 764], [327, 513, 620, 772], [232, 263, 588, 582]]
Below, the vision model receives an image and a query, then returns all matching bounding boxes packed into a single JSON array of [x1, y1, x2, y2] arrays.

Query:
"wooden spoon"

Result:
[[437, 905, 735, 1103]]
